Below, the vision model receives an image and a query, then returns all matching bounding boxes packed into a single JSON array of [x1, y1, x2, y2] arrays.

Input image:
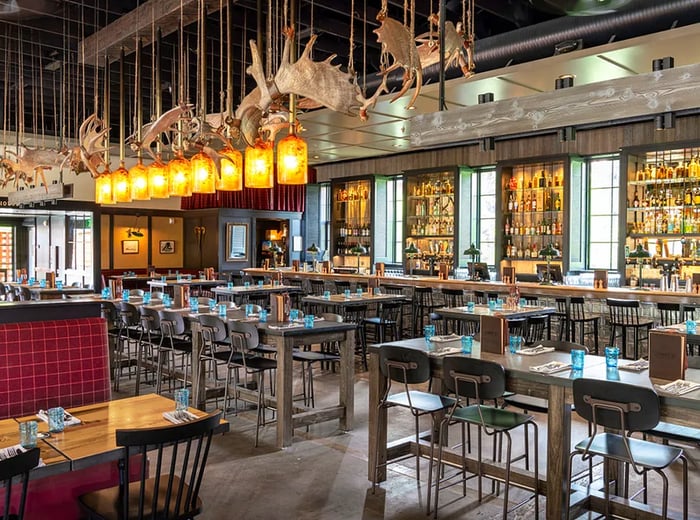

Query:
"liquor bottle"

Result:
[[555, 193, 562, 211], [505, 219, 510, 235], [632, 188, 640, 208], [694, 187, 700, 205], [685, 187, 692, 205], [538, 170, 546, 188], [507, 193, 513, 211], [531, 194, 537, 212], [513, 195, 519, 212]]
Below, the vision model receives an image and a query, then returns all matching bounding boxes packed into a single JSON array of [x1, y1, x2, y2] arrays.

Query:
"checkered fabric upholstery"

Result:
[[0, 318, 111, 419]]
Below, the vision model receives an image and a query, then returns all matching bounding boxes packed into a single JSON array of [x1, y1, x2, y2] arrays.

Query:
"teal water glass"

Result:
[[509, 335, 522, 354], [142, 291, 151, 304], [304, 314, 315, 328], [244, 281, 250, 288], [344, 289, 351, 299], [571, 349, 586, 370], [519, 298, 527, 308], [424, 324, 435, 342], [40, 279, 46, 288], [461, 335, 473, 355], [290, 309, 300, 321], [174, 388, 189, 412], [56, 281, 63, 290], [122, 289, 130, 302], [189, 297, 199, 313], [488, 300, 496, 311], [466, 301, 475, 312], [19, 420, 38, 448], [259, 309, 268, 322], [356, 287, 363, 296], [496, 298, 504, 310], [323, 290, 331, 300], [218, 303, 227, 317], [686, 320, 697, 334], [161, 275, 166, 282], [604, 346, 619, 368], [209, 299, 217, 311], [245, 303, 253, 316], [48, 407, 65, 433], [257, 280, 264, 287], [227, 282, 234, 289]]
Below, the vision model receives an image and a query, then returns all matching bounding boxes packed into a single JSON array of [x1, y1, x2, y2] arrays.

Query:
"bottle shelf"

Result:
[[503, 256, 562, 261], [505, 233, 563, 238]]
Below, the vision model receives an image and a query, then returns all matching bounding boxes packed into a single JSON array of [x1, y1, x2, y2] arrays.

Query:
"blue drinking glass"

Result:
[[604, 346, 619, 368], [461, 335, 473, 354], [571, 349, 586, 370]]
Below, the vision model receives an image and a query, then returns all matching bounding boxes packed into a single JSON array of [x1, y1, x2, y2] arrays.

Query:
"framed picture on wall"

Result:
[[159, 240, 175, 254], [122, 240, 139, 254]]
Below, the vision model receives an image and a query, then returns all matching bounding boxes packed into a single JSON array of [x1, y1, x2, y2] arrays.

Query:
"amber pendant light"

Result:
[[147, 29, 170, 199], [245, 139, 274, 188], [191, 151, 217, 193], [112, 48, 132, 203], [95, 57, 114, 204], [168, 151, 193, 197], [218, 146, 243, 191], [128, 38, 150, 200]]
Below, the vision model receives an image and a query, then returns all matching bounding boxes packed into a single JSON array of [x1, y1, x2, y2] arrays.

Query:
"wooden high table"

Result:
[[368, 337, 700, 520]]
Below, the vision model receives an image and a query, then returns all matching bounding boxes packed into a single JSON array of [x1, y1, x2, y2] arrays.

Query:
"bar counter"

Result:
[[244, 268, 700, 305]]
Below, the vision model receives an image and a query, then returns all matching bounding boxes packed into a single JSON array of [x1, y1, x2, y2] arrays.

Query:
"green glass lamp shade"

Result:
[[405, 243, 419, 255], [306, 243, 319, 254], [539, 243, 560, 258], [350, 245, 368, 255], [628, 244, 650, 258], [464, 243, 480, 256]]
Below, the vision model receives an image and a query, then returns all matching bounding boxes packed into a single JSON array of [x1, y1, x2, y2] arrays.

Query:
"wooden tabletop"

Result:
[[302, 292, 409, 307], [14, 394, 227, 470], [435, 304, 555, 320], [0, 417, 70, 475]]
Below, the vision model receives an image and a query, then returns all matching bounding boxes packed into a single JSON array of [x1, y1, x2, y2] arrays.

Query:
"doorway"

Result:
[[255, 218, 289, 268]]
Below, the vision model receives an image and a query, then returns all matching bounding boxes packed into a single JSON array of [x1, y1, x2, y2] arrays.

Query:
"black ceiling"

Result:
[[0, 0, 690, 146]]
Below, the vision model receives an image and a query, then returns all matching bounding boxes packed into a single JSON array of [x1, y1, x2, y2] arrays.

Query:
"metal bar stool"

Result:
[[606, 298, 654, 359]]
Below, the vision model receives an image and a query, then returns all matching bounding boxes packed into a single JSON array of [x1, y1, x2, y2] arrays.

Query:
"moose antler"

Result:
[[66, 113, 110, 178], [126, 103, 195, 161]]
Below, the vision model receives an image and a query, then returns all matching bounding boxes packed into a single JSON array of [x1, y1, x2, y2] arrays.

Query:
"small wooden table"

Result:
[[212, 284, 302, 305], [14, 394, 227, 471]]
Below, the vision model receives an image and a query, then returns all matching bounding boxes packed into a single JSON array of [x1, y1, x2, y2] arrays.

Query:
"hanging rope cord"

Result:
[[348, 0, 355, 75]]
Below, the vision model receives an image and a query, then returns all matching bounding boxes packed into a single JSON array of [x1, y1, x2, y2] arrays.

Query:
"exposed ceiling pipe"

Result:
[[366, 0, 700, 92]]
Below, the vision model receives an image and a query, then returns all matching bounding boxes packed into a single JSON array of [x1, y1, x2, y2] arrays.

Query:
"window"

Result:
[[390, 177, 403, 263], [587, 157, 620, 270], [319, 184, 331, 260], [477, 169, 497, 267]]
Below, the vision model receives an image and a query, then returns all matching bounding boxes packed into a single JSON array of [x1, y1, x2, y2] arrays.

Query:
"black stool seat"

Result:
[[647, 421, 700, 445]]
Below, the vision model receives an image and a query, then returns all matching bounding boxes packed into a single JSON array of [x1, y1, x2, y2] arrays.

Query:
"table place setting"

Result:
[[162, 410, 199, 424], [618, 359, 650, 372], [267, 322, 305, 330], [655, 379, 700, 396], [428, 346, 463, 357], [37, 407, 81, 429], [529, 361, 572, 374], [517, 344, 555, 356], [428, 333, 462, 343]]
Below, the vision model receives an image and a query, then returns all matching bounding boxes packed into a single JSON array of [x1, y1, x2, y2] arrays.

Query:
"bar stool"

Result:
[[524, 315, 547, 346], [114, 301, 142, 390], [606, 298, 653, 359], [432, 357, 539, 519], [364, 302, 402, 343], [564, 379, 688, 520], [333, 280, 351, 294], [156, 310, 194, 394], [382, 284, 411, 337], [567, 296, 600, 354], [343, 304, 368, 370], [412, 287, 441, 336], [554, 297, 569, 340], [371, 345, 455, 493], [441, 288, 468, 334], [657, 301, 683, 326]]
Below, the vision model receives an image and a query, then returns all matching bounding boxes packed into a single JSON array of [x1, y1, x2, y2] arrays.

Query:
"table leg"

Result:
[[546, 384, 571, 520], [276, 336, 294, 448], [367, 351, 388, 482], [339, 328, 355, 432]]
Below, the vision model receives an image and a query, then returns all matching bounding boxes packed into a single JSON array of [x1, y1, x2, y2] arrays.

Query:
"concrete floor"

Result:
[[116, 360, 698, 520]]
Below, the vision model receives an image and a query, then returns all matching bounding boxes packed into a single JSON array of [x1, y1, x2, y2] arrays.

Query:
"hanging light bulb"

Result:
[[168, 151, 193, 197], [129, 158, 150, 200], [191, 150, 217, 194], [217, 146, 243, 191], [277, 132, 308, 185], [147, 155, 170, 198], [95, 170, 114, 204], [245, 139, 274, 189], [112, 161, 132, 203]]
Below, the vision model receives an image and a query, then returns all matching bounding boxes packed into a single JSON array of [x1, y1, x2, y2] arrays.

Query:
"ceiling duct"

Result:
[[371, 0, 700, 92]]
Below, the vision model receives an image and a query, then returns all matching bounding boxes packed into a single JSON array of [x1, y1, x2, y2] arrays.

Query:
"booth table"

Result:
[[368, 337, 700, 520]]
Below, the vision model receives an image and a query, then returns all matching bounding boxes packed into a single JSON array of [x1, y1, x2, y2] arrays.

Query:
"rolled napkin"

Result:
[[430, 334, 462, 344], [529, 361, 572, 374], [518, 345, 556, 356], [163, 410, 199, 424], [37, 409, 81, 427], [655, 379, 700, 395], [267, 323, 304, 330], [428, 346, 462, 357], [618, 359, 649, 372]]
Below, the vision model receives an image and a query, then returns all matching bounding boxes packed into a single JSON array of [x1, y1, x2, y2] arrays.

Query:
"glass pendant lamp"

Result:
[[168, 151, 193, 197], [148, 155, 170, 198], [217, 146, 243, 191], [129, 159, 150, 200], [245, 139, 274, 189], [277, 133, 307, 185], [95, 171, 114, 204], [191, 151, 217, 194], [112, 162, 132, 203]]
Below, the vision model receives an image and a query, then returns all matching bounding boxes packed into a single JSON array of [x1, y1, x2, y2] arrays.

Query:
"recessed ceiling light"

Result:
[[312, 155, 320, 159]]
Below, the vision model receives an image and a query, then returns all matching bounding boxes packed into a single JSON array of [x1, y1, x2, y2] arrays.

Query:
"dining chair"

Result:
[[440, 288, 468, 334], [0, 447, 40, 520], [564, 379, 688, 520], [135, 306, 163, 394], [228, 321, 277, 447], [78, 411, 222, 520], [371, 345, 455, 494], [364, 301, 402, 344], [567, 296, 600, 354], [198, 314, 233, 409], [114, 301, 143, 391], [412, 287, 442, 336], [432, 357, 538, 519]]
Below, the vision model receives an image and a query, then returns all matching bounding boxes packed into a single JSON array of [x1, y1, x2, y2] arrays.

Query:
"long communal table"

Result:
[[368, 337, 700, 520]]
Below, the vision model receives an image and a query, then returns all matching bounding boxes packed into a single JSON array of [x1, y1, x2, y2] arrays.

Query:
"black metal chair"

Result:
[[566, 296, 600, 354], [364, 301, 402, 344], [523, 315, 548, 346], [0, 447, 40, 520], [371, 345, 455, 493], [412, 286, 442, 336], [432, 357, 539, 519], [343, 304, 368, 370], [606, 298, 654, 359], [79, 411, 222, 520], [565, 378, 688, 520], [441, 288, 469, 334]]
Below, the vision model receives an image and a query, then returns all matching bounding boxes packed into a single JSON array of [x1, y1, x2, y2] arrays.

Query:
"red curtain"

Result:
[[181, 167, 315, 211]]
